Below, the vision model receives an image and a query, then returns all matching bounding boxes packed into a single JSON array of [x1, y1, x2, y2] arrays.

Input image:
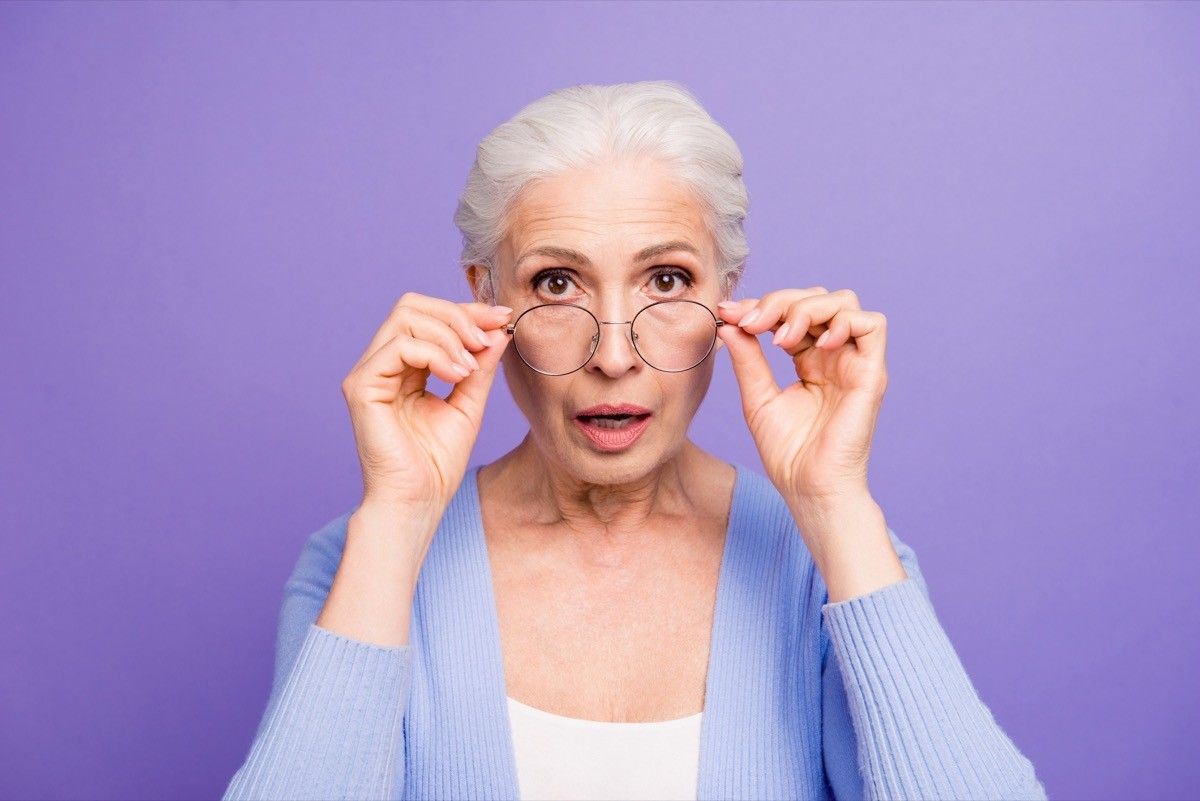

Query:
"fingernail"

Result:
[[816, 330, 831, 348], [740, 308, 762, 327], [717, 301, 738, 309], [474, 327, 489, 347], [461, 349, 480, 370], [451, 363, 471, 377], [773, 323, 790, 345], [491, 305, 513, 314]]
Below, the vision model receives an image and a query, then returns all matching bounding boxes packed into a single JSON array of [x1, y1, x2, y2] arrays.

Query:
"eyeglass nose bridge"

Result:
[[595, 319, 639, 344]]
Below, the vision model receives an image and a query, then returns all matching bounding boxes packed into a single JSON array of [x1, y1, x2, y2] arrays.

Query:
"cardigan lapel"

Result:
[[695, 460, 752, 801], [407, 465, 521, 800], [694, 464, 826, 800]]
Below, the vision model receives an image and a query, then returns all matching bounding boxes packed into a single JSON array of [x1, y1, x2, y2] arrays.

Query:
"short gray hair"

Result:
[[454, 80, 750, 305]]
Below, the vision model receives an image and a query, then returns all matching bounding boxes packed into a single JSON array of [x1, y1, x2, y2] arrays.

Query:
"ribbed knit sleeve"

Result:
[[222, 512, 415, 801], [820, 529, 1048, 801]]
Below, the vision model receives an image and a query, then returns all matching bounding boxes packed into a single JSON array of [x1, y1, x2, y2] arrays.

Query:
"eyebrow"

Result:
[[514, 240, 701, 272]]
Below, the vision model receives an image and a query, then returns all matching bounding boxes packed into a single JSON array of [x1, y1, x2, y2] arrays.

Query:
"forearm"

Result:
[[786, 490, 907, 603], [808, 495, 1049, 799], [224, 505, 423, 800], [315, 501, 432, 647]]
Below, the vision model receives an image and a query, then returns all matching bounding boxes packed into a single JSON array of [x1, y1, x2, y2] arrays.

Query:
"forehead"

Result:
[[500, 159, 713, 265]]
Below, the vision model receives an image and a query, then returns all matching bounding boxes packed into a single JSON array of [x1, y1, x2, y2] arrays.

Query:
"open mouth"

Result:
[[572, 412, 654, 451], [574, 413, 651, 430]]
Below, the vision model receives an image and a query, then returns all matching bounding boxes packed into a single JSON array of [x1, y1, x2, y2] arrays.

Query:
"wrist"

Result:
[[787, 490, 907, 603], [346, 502, 437, 586]]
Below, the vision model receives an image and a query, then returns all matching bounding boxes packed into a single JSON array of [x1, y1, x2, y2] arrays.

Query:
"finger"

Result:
[[715, 316, 781, 422], [771, 303, 818, 352], [817, 308, 888, 360], [716, 297, 759, 320], [718, 287, 829, 335], [358, 333, 473, 400], [776, 326, 820, 358], [772, 298, 829, 353], [392, 307, 482, 373], [400, 294, 513, 353], [444, 326, 512, 423], [360, 292, 510, 367], [748, 288, 862, 347]]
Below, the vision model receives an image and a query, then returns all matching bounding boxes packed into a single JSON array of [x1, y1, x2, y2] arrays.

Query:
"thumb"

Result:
[[444, 328, 510, 424], [717, 322, 781, 422]]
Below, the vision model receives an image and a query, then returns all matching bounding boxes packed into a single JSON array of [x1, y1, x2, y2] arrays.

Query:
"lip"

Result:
[[572, 413, 654, 452], [574, 402, 653, 417]]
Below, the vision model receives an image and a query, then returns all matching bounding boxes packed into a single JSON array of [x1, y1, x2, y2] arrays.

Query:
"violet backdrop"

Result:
[[2, 2, 1197, 799]]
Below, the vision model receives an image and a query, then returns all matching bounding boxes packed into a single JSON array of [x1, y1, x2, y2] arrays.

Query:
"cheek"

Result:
[[502, 356, 563, 417], [674, 363, 716, 412]]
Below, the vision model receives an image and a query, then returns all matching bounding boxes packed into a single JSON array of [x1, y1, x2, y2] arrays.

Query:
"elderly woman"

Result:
[[223, 81, 1046, 801]]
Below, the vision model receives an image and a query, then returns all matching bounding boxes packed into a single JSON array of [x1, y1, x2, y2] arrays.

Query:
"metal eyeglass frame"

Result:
[[500, 299, 726, 376]]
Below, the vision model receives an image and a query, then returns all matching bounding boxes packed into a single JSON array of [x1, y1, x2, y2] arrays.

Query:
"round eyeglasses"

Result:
[[501, 299, 726, 376]]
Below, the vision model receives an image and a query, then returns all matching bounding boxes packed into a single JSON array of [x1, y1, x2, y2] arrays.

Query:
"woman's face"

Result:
[[486, 157, 727, 485]]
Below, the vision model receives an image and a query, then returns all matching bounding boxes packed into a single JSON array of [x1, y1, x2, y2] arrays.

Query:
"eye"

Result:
[[530, 266, 696, 298], [648, 267, 695, 295], [531, 269, 579, 297]]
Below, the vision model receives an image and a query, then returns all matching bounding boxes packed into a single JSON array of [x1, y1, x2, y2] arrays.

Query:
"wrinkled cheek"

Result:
[[502, 358, 561, 430]]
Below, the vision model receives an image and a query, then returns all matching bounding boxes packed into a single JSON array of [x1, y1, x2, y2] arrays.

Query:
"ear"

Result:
[[464, 264, 489, 304]]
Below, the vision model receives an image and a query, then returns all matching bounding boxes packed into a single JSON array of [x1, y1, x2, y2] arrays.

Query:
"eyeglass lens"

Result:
[[511, 300, 718, 374]]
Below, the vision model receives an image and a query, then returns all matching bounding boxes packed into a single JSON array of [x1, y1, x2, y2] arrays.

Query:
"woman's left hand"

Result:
[[715, 287, 889, 506]]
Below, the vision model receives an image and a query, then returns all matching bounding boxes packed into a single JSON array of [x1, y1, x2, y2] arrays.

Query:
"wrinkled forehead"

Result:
[[497, 161, 716, 277]]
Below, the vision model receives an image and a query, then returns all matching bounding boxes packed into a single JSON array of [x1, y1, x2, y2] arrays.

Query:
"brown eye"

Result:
[[651, 268, 694, 294], [532, 269, 578, 296]]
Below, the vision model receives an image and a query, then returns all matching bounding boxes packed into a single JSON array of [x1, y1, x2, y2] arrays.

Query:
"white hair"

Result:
[[453, 80, 750, 305]]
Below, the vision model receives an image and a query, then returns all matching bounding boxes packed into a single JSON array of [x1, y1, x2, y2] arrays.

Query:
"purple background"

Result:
[[2, 2, 1197, 799]]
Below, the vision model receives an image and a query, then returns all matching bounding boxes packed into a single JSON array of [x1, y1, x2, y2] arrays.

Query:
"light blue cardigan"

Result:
[[223, 462, 1047, 800]]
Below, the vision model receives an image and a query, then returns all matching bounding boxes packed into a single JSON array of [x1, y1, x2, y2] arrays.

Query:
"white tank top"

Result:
[[506, 695, 703, 801]]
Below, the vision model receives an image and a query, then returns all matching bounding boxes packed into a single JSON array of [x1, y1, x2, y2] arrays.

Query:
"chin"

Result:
[[557, 433, 676, 487]]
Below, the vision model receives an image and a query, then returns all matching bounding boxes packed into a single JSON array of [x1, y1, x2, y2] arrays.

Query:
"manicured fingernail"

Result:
[[740, 308, 762, 327], [451, 363, 471, 377], [461, 349, 480, 370], [717, 301, 738, 309], [491, 305, 513, 314], [773, 323, 790, 345], [816, 330, 831, 348], [474, 327, 489, 347]]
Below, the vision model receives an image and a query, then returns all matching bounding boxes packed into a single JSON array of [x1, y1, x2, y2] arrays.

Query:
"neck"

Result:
[[481, 435, 711, 568]]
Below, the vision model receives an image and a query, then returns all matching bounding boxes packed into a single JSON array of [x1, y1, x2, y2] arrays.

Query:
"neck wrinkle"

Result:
[[487, 436, 705, 564]]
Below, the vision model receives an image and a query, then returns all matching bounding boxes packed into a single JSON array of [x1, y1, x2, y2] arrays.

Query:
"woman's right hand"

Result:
[[341, 292, 513, 531]]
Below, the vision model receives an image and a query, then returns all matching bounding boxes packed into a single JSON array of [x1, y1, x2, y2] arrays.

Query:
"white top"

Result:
[[506, 695, 704, 801]]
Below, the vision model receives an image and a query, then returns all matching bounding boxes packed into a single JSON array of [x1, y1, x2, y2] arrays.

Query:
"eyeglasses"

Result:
[[501, 299, 726, 376]]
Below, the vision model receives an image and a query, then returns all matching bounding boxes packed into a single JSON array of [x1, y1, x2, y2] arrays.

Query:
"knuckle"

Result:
[[811, 286, 829, 295], [450, 304, 476, 331], [441, 328, 466, 353]]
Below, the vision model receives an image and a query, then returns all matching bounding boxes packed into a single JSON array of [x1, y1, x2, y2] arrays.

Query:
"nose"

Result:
[[584, 308, 642, 378]]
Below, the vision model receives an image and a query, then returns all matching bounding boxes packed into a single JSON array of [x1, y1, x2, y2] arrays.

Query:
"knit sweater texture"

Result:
[[223, 461, 1048, 800]]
